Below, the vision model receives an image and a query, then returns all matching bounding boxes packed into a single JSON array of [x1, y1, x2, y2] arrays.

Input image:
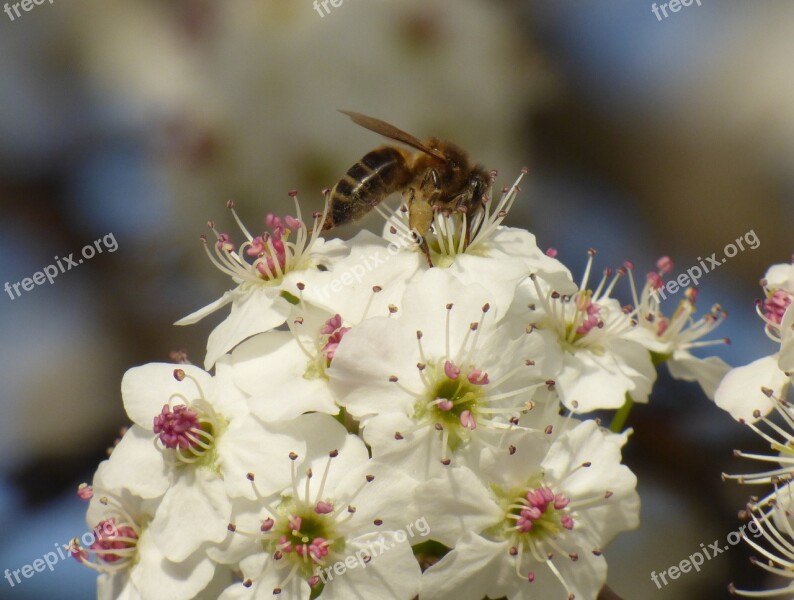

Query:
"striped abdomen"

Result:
[[324, 146, 413, 229]]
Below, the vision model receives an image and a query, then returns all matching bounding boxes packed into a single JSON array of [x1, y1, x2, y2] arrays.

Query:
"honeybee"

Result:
[[322, 111, 492, 265]]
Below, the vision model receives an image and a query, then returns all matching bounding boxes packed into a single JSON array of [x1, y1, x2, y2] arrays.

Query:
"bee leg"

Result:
[[417, 235, 433, 267], [406, 191, 435, 267]]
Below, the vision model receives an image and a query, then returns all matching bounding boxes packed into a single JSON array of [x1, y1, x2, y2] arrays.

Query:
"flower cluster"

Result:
[[75, 174, 730, 599], [714, 259, 794, 597]]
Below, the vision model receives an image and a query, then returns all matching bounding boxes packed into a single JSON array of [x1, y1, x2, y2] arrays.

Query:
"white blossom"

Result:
[[108, 359, 302, 562], [513, 250, 656, 412], [624, 256, 730, 399], [415, 419, 639, 600], [715, 261, 794, 421], [175, 195, 346, 369], [215, 414, 421, 600], [72, 464, 231, 600], [328, 268, 561, 479], [76, 171, 668, 600]]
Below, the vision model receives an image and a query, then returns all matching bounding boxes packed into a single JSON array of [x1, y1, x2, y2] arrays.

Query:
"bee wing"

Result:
[[339, 110, 447, 162]]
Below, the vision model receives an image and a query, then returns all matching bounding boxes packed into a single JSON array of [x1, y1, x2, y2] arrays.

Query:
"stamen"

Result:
[[315, 450, 338, 503]]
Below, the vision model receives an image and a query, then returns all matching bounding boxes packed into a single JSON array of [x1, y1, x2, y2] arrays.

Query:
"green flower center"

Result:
[[262, 500, 344, 580], [414, 361, 487, 450], [486, 477, 574, 544]]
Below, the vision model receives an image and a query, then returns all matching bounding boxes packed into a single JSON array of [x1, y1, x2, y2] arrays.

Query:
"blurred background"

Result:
[[0, 0, 791, 598]]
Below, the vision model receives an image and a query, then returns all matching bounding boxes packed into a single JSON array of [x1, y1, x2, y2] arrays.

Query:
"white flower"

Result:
[[414, 419, 639, 600], [516, 250, 656, 412], [624, 256, 730, 399], [72, 464, 230, 600], [105, 360, 302, 562], [715, 261, 794, 421], [382, 171, 575, 304], [175, 194, 346, 369], [215, 414, 421, 600], [328, 268, 561, 480]]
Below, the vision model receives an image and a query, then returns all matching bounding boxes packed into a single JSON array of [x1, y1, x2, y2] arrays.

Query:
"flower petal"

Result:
[[174, 291, 234, 326], [447, 254, 530, 317], [219, 554, 309, 599], [121, 363, 212, 428], [319, 530, 422, 600], [218, 417, 306, 500], [148, 469, 232, 562], [715, 355, 790, 421], [488, 227, 577, 295], [232, 331, 338, 422], [478, 427, 551, 489], [542, 420, 640, 545], [204, 287, 291, 369], [100, 425, 171, 499], [414, 467, 502, 547], [301, 230, 424, 321], [420, 533, 512, 600], [130, 527, 224, 600], [362, 413, 444, 481], [333, 462, 421, 533], [667, 351, 731, 399], [556, 346, 645, 412], [764, 263, 794, 291], [779, 304, 794, 372], [327, 317, 421, 419]]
